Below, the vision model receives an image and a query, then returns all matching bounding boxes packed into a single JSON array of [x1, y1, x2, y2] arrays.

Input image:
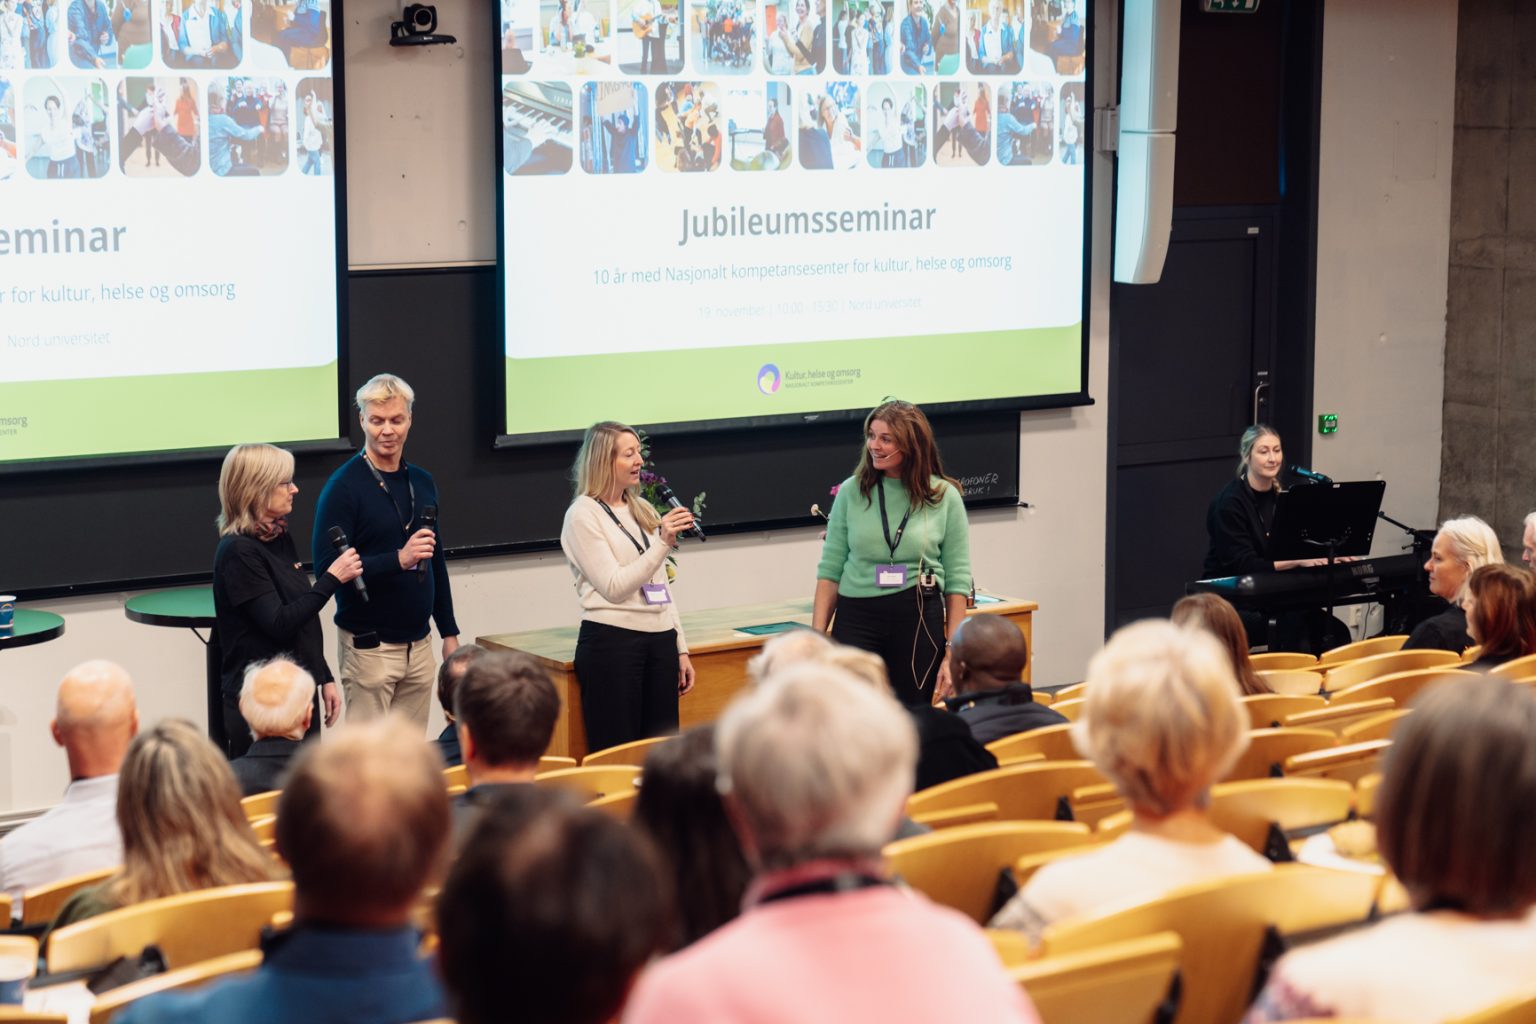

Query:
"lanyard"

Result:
[[876, 482, 914, 560], [757, 873, 889, 906], [361, 451, 415, 534], [596, 497, 650, 556]]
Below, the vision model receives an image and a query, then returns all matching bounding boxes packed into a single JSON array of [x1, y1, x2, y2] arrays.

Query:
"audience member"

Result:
[[438, 788, 673, 1024], [633, 726, 752, 950], [1171, 592, 1270, 696], [0, 661, 137, 920], [1462, 563, 1536, 671], [990, 620, 1269, 943], [1248, 677, 1536, 1022], [451, 650, 561, 842], [228, 658, 317, 796], [49, 719, 276, 933], [623, 664, 1039, 1023], [1522, 510, 1535, 567], [119, 718, 451, 1024], [743, 626, 833, 683], [942, 613, 1069, 742], [1403, 515, 1503, 653], [434, 643, 488, 768]]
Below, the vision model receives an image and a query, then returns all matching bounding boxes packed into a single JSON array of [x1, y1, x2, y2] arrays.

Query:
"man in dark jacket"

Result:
[[229, 657, 315, 796], [942, 615, 1066, 745]]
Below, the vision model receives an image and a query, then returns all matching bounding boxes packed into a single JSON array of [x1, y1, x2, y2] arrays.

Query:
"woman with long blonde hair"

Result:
[[559, 422, 696, 752], [47, 720, 279, 932]]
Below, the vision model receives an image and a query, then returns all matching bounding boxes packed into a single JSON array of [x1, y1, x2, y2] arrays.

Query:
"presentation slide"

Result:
[[0, 0, 342, 465], [497, 0, 1087, 441]]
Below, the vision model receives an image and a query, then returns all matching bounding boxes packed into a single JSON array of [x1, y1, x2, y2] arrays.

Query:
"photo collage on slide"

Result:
[[498, 0, 1084, 175], [0, 0, 335, 181]]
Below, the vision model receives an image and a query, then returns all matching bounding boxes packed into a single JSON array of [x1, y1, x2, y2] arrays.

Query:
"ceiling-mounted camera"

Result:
[[390, 3, 455, 45]]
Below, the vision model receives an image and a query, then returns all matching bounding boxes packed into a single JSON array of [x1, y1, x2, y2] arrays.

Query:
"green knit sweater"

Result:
[[816, 475, 973, 598]]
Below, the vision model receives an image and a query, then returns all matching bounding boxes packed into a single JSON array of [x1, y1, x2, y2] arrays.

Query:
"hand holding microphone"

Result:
[[656, 483, 706, 542], [327, 526, 369, 603], [416, 505, 438, 581]]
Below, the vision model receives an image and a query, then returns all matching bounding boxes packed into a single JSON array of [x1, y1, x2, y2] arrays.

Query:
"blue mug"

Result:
[[0, 953, 33, 1005]]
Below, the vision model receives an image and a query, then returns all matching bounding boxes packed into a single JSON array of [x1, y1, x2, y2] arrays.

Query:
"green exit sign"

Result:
[[1203, 0, 1261, 11], [1318, 414, 1338, 435]]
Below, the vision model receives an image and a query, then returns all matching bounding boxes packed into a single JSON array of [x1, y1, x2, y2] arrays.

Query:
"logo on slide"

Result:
[[757, 364, 781, 395]]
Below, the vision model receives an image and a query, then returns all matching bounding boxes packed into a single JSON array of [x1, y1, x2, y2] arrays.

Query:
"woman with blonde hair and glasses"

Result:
[[46, 720, 279, 933], [560, 422, 696, 752], [1403, 515, 1503, 653], [212, 443, 361, 758]]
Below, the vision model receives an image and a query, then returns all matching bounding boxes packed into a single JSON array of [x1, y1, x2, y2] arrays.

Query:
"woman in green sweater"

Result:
[[812, 401, 973, 705]]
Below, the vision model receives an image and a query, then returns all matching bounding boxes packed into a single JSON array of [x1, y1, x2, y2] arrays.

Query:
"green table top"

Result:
[[125, 586, 216, 628], [1, 608, 66, 650]]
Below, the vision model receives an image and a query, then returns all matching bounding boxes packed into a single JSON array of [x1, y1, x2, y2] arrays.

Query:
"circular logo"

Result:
[[756, 364, 781, 395]]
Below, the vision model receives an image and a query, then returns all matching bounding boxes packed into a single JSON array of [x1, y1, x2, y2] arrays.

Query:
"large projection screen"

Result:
[[495, 0, 1089, 444], [0, 0, 346, 467]]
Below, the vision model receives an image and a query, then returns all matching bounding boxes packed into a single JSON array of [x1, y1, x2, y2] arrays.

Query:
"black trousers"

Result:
[[831, 588, 946, 707], [574, 621, 679, 754], [222, 690, 322, 760]]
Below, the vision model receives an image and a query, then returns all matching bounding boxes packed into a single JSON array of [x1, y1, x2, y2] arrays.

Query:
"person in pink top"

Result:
[[622, 662, 1040, 1024]]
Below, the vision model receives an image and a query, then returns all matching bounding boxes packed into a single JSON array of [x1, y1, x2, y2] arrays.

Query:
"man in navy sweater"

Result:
[[313, 373, 459, 730]]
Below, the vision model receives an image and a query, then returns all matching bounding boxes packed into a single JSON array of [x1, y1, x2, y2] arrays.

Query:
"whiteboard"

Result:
[[343, 0, 498, 267]]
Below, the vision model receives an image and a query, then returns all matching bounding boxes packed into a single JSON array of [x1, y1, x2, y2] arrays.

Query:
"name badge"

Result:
[[642, 583, 672, 605], [876, 564, 908, 588]]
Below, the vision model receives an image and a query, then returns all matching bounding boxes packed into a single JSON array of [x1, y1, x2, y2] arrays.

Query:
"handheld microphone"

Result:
[[327, 526, 369, 603], [1290, 465, 1333, 485], [417, 504, 438, 581], [656, 484, 706, 541]]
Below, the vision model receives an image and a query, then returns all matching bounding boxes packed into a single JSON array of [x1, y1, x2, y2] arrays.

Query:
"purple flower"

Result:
[[640, 471, 658, 484]]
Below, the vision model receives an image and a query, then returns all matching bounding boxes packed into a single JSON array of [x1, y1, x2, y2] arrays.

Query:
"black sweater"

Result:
[[1203, 476, 1279, 578], [312, 453, 459, 643], [1403, 605, 1470, 653], [213, 531, 339, 697]]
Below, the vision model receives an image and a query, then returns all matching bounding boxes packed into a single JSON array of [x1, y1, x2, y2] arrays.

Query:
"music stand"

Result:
[[1269, 481, 1386, 616]]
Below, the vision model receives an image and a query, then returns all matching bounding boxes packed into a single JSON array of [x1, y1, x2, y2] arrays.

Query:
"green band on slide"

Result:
[[0, 362, 339, 462], [505, 325, 1082, 436]]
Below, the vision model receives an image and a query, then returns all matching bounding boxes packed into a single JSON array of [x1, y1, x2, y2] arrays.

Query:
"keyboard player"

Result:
[[1201, 424, 1348, 654], [502, 82, 573, 175]]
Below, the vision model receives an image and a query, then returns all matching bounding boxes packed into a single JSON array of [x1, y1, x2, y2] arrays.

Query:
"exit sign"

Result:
[[1203, 0, 1260, 11], [1318, 414, 1338, 435]]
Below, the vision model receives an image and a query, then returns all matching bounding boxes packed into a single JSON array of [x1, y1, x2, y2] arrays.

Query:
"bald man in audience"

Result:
[[434, 643, 488, 769], [228, 658, 317, 796], [942, 615, 1066, 744], [451, 651, 561, 842], [0, 660, 138, 920], [119, 717, 451, 1024]]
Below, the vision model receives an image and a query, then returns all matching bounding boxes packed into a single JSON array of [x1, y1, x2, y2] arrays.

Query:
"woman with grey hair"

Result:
[[623, 664, 1039, 1023], [1402, 515, 1503, 653]]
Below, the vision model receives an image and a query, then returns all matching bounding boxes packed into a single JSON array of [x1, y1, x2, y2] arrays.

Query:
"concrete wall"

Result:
[[1314, 0, 1457, 556], [1439, 0, 1536, 548]]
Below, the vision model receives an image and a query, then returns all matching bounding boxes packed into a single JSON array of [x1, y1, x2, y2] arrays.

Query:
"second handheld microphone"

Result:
[[327, 526, 370, 603], [656, 484, 706, 541]]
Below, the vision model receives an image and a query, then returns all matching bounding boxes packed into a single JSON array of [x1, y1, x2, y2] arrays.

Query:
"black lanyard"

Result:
[[596, 497, 650, 556], [758, 873, 889, 906], [876, 482, 913, 560], [362, 451, 415, 534]]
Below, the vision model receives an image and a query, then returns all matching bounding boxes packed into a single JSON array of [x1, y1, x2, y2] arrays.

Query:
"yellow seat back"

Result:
[[986, 723, 1079, 763], [1322, 650, 1460, 693], [1223, 728, 1336, 782], [1240, 694, 1326, 729], [534, 765, 642, 802], [1317, 635, 1408, 667], [907, 761, 1107, 823], [583, 735, 670, 767], [1011, 931, 1182, 1024], [884, 821, 1093, 923]]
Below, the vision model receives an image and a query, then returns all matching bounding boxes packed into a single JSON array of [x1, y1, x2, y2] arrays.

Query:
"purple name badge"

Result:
[[875, 564, 907, 588], [642, 583, 672, 605]]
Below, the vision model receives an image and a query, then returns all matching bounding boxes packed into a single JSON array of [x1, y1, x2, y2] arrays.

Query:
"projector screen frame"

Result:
[[490, 0, 1095, 450], [0, 15, 357, 476]]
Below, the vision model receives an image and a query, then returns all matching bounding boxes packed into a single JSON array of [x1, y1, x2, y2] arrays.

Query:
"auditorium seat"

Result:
[[1354, 773, 1382, 819], [1051, 682, 1088, 702], [1037, 866, 1380, 1024], [537, 755, 577, 773], [1096, 778, 1353, 860], [1459, 644, 1484, 664], [1065, 783, 1124, 828], [1013, 842, 1110, 888], [909, 802, 1000, 830], [1490, 653, 1536, 680], [907, 761, 1106, 824], [582, 735, 668, 767], [1255, 669, 1325, 696], [1250, 651, 1319, 671], [1317, 634, 1409, 667], [534, 765, 641, 802], [1339, 709, 1412, 744], [1283, 697, 1396, 735], [987, 722, 1078, 763], [45, 882, 294, 974], [884, 821, 1093, 923], [1240, 693, 1326, 729], [88, 949, 263, 1024], [248, 815, 277, 844], [1321, 650, 1460, 693], [987, 927, 1032, 968], [22, 867, 117, 926], [240, 789, 280, 820], [1449, 990, 1536, 1023], [1283, 740, 1391, 784], [588, 787, 638, 819], [442, 764, 467, 789], [1050, 698, 1086, 721], [1223, 729, 1336, 782], [1009, 931, 1181, 1024], [1329, 667, 1473, 706]]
